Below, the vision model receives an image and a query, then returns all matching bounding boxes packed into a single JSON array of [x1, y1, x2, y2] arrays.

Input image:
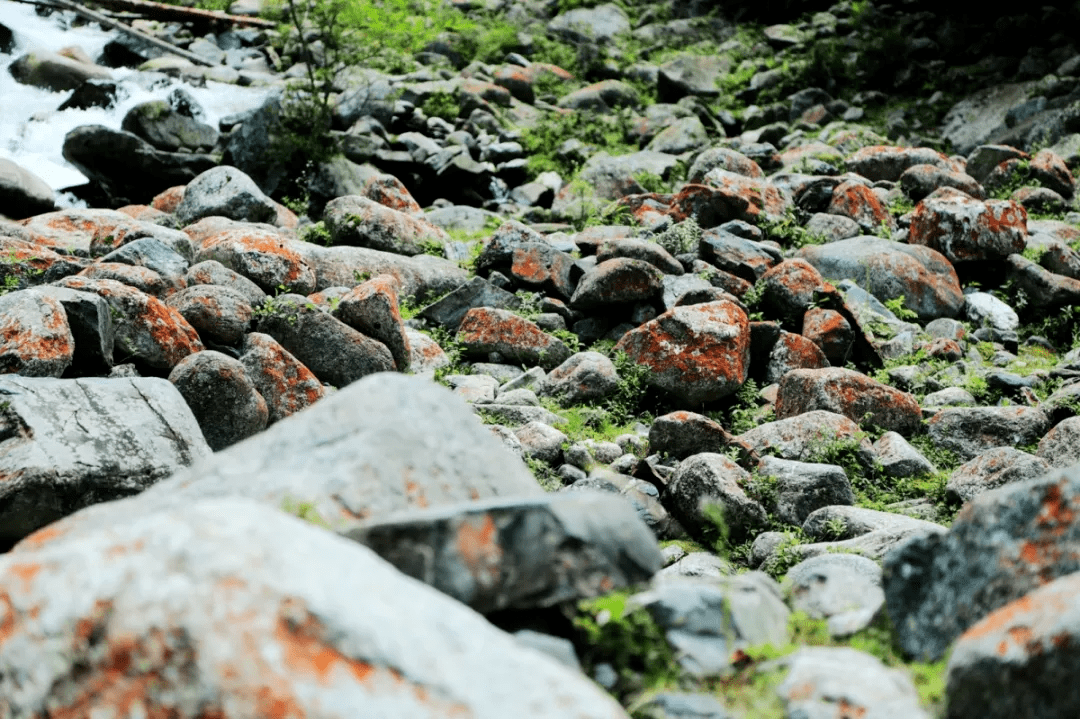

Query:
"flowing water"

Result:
[[0, 0, 271, 205]]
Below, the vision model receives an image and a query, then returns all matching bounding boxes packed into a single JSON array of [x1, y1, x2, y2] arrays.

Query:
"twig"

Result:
[[85, 0, 278, 29]]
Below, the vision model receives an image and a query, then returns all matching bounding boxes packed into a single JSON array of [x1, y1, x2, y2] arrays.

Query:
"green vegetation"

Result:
[[420, 91, 461, 122]]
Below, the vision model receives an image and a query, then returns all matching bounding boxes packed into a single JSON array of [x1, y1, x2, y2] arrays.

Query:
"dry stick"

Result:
[[85, 0, 277, 29], [44, 0, 216, 66]]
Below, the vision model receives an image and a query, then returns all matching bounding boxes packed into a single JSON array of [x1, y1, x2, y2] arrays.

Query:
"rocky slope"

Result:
[[2, 0, 1080, 717]]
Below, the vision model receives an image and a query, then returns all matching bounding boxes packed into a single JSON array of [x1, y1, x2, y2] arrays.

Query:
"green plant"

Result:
[[298, 220, 332, 245], [526, 455, 563, 491], [420, 90, 461, 122], [280, 497, 331, 529], [989, 158, 1041, 200], [758, 530, 810, 579], [884, 295, 919, 321], [572, 590, 681, 698], [653, 217, 701, 256]]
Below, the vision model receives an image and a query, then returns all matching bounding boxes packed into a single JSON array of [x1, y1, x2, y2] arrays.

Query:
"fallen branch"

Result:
[[45, 0, 218, 66], [85, 0, 278, 28]]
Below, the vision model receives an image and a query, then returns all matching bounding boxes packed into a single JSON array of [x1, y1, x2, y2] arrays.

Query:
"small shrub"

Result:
[[652, 217, 701, 256], [420, 91, 461, 122]]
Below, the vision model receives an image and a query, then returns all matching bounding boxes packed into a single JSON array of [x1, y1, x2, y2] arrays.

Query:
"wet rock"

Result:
[[333, 275, 410, 371], [58, 78, 118, 111], [324, 195, 449, 256], [0, 158, 54, 219], [54, 276, 202, 370], [239, 332, 325, 424], [168, 350, 267, 450], [538, 351, 619, 406], [884, 464, 1080, 661], [615, 301, 749, 405], [0, 374, 209, 545], [0, 291, 74, 378], [346, 491, 662, 612], [165, 285, 253, 347], [571, 258, 664, 309], [908, 187, 1027, 263], [777, 647, 929, 719], [121, 100, 218, 153], [946, 447, 1051, 503], [798, 236, 964, 321], [785, 554, 885, 637], [174, 166, 278, 226], [927, 406, 1052, 461], [947, 571, 1080, 719], [254, 294, 394, 388], [776, 367, 922, 436], [8, 50, 111, 92], [665, 453, 769, 543], [0, 499, 625, 718], [63, 125, 216, 202]]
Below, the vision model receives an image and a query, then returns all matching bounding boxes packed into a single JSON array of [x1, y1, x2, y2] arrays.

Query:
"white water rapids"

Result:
[[0, 0, 271, 205]]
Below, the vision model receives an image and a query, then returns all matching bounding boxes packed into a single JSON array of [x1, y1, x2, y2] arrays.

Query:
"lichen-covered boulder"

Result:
[[908, 187, 1027, 263], [775, 367, 922, 436]]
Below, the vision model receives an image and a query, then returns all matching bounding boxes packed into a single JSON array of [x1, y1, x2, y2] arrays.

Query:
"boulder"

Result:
[[7, 50, 111, 92], [908, 188, 1027, 263], [165, 285, 253, 347], [0, 375, 209, 546], [775, 367, 922, 436], [332, 275, 411, 371], [0, 158, 54, 219], [239, 332, 325, 424], [927, 406, 1052, 461], [0, 291, 74, 377], [457, 308, 571, 370], [324, 195, 450, 256], [121, 100, 218, 153], [946, 447, 1051, 503], [168, 350, 268, 451], [665, 453, 768, 542], [174, 166, 278, 226]]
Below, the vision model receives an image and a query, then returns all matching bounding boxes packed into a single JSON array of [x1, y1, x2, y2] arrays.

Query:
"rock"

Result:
[[658, 56, 733, 103], [927, 406, 1052, 461], [538, 351, 619, 406], [345, 491, 662, 612], [884, 464, 1080, 661], [659, 552, 731, 581], [333, 275, 411, 371], [54, 276, 203, 370], [764, 331, 829, 385], [964, 290, 1020, 332], [194, 226, 317, 295], [665, 453, 768, 543], [946, 571, 1080, 719], [797, 236, 964, 321], [255, 294, 394, 388], [614, 301, 749, 405], [777, 647, 929, 719], [296, 243, 468, 299], [7, 50, 111, 92], [775, 367, 922, 436], [942, 83, 1037, 156], [0, 499, 627, 718], [239, 332, 325, 424], [1005, 253, 1080, 311], [698, 228, 782, 282], [759, 456, 854, 526], [0, 291, 74, 378], [687, 148, 763, 183], [457, 307, 571, 370], [648, 411, 755, 464], [827, 180, 894, 234], [785, 554, 885, 637], [514, 421, 567, 465], [759, 259, 828, 323], [24, 286, 114, 373], [174, 166, 278, 226], [324, 195, 450, 256], [165, 285, 253, 346], [965, 144, 1028, 184], [511, 243, 576, 299], [570, 258, 664, 310], [845, 145, 961, 182], [677, 171, 791, 226], [100, 237, 189, 282], [0, 158, 54, 219], [738, 410, 875, 469], [632, 692, 732, 719], [597, 238, 683, 276], [63, 125, 216, 202], [168, 350, 268, 450], [557, 80, 640, 112], [946, 447, 1051, 503], [419, 276, 520, 330], [802, 505, 945, 541], [632, 573, 789, 676], [185, 259, 267, 304], [874, 431, 936, 478], [646, 116, 710, 154], [801, 307, 854, 365], [77, 262, 171, 298], [908, 188, 1027, 263], [0, 375, 209, 546], [120, 100, 218, 153], [899, 163, 985, 202], [59, 78, 117, 112], [1038, 416, 1080, 468]]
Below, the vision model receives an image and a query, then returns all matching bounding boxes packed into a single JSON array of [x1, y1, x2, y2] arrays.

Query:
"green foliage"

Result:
[[607, 349, 652, 425], [1022, 244, 1049, 264], [280, 497, 331, 528], [633, 170, 668, 194], [526, 455, 563, 491], [573, 591, 681, 698], [426, 325, 472, 385], [757, 209, 828, 249], [297, 220, 332, 245], [884, 295, 919, 321], [758, 530, 809, 579], [719, 378, 774, 436], [989, 159, 1040, 200], [520, 109, 637, 179], [420, 91, 461, 122]]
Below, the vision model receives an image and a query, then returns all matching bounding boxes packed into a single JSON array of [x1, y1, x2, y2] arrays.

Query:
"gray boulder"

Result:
[[0, 375, 209, 546], [873, 431, 936, 478], [785, 553, 885, 637], [758, 456, 855, 527], [121, 100, 219, 153], [884, 464, 1080, 661], [538, 351, 620, 406], [8, 50, 111, 92], [332, 274, 411, 371], [238, 332, 325, 424], [738, 410, 875, 470], [927, 406, 1052, 461], [0, 158, 54, 219], [175, 166, 278, 227], [166, 284, 253, 347], [665, 453, 768, 542], [168, 350, 268, 451], [946, 447, 1051, 503], [345, 492, 663, 612], [1038, 416, 1080, 468], [1, 498, 628, 718]]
